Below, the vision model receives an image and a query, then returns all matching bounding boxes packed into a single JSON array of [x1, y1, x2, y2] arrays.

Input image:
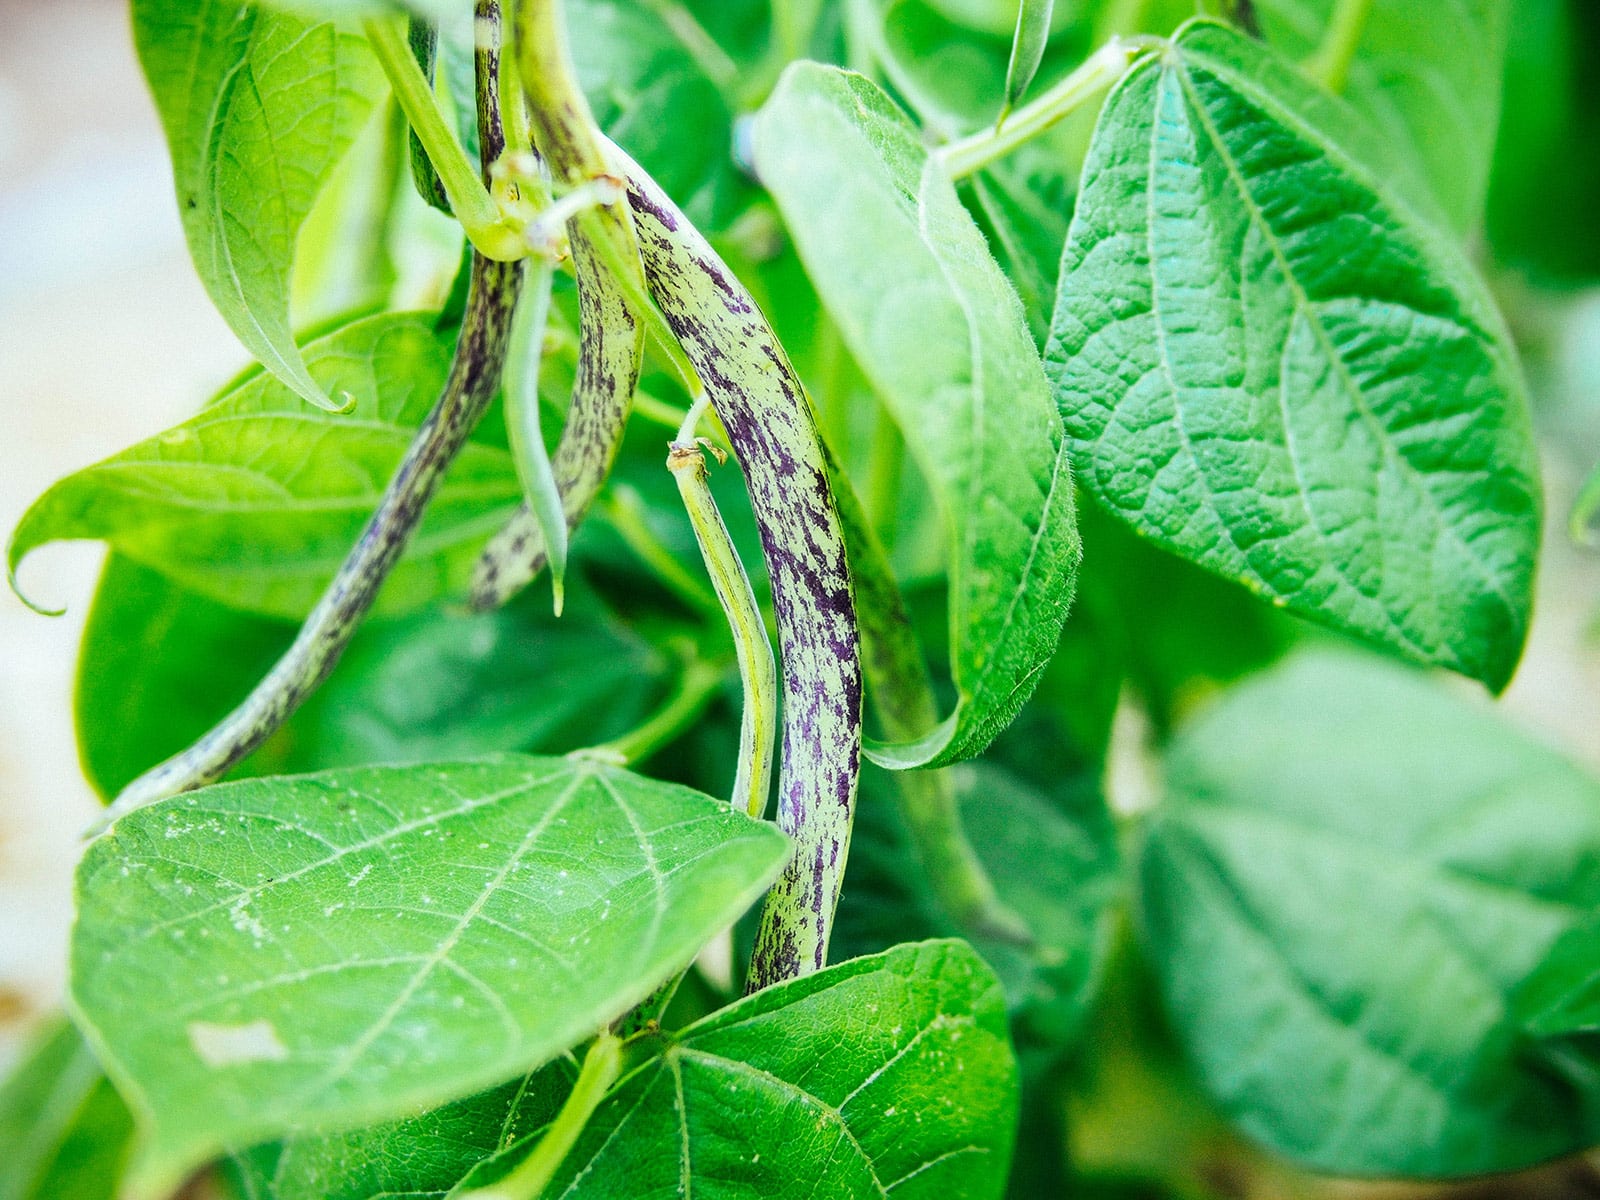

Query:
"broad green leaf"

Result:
[[1513, 911, 1600, 1044], [229, 1061, 575, 1200], [0, 1020, 133, 1200], [74, 557, 668, 798], [70, 755, 792, 1198], [1002, 0, 1055, 116], [1139, 648, 1600, 1175], [836, 764, 1120, 1056], [453, 940, 1020, 1199], [133, 0, 386, 410], [1047, 21, 1540, 692], [754, 64, 1081, 769], [11, 313, 520, 621], [1256, 0, 1509, 234], [966, 144, 1073, 345]]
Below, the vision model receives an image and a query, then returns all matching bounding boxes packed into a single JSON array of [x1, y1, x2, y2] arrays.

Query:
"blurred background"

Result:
[[3, 0, 1600, 1193]]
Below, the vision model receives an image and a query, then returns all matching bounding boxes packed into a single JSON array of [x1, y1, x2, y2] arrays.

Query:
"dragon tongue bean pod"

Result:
[[610, 140, 863, 991], [469, 230, 642, 611]]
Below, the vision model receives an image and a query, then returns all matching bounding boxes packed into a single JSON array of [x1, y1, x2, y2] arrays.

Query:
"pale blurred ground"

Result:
[[2, 0, 1600, 1082]]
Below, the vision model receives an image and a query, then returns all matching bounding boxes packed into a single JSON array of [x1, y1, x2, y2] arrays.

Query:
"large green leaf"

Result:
[[453, 940, 1019, 1199], [133, 0, 386, 410], [229, 1062, 575, 1200], [0, 1020, 132, 1200], [754, 64, 1081, 768], [1256, 0, 1509, 234], [1047, 21, 1540, 692], [11, 313, 520, 621], [70, 756, 791, 1199], [1139, 648, 1600, 1175], [74, 556, 669, 798]]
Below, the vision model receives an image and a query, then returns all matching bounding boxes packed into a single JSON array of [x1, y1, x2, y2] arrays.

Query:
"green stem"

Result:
[[669, 442, 778, 818], [365, 16, 526, 260], [641, 0, 740, 93], [938, 37, 1148, 179], [1306, 0, 1373, 92], [599, 659, 727, 764], [457, 1034, 623, 1200], [601, 487, 720, 615]]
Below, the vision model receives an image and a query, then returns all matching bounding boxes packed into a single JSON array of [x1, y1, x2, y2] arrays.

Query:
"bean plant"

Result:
[[5, 0, 1600, 1196]]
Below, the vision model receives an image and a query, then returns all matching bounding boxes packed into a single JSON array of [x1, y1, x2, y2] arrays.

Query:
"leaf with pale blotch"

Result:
[[0, 1020, 133, 1200], [133, 0, 386, 410], [1141, 649, 1600, 1174], [754, 64, 1080, 770], [9, 313, 521, 621], [452, 940, 1019, 1199], [69, 755, 791, 1199], [1048, 21, 1539, 691]]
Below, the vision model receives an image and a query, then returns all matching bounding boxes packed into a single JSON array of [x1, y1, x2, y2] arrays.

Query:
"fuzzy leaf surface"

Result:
[[1047, 22, 1539, 690], [11, 314, 520, 621], [70, 756, 791, 1198], [1140, 649, 1600, 1174], [453, 940, 1019, 1199], [755, 64, 1080, 768], [133, 0, 385, 409]]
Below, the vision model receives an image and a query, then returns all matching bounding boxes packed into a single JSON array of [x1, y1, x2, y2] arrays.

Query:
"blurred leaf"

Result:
[[452, 940, 1020, 1199], [756, 64, 1080, 768], [1002, 0, 1055, 116], [11, 313, 520, 622], [73, 756, 791, 1198], [1049, 20, 1541, 693], [1141, 648, 1600, 1175], [1255, 0, 1509, 234], [132, 0, 385, 410], [0, 1020, 132, 1200]]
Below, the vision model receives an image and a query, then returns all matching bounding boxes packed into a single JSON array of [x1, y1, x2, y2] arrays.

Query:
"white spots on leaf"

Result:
[[348, 863, 373, 889], [187, 1019, 289, 1067]]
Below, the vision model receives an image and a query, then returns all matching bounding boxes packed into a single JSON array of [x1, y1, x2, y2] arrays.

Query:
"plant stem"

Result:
[[457, 1033, 622, 1200], [598, 658, 727, 764], [669, 442, 778, 818], [1306, 0, 1373, 92], [828, 450, 1029, 943], [600, 486, 721, 615], [938, 37, 1148, 179], [365, 15, 525, 260]]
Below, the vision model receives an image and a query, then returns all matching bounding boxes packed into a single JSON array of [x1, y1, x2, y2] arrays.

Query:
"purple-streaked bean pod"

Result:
[[609, 140, 863, 992]]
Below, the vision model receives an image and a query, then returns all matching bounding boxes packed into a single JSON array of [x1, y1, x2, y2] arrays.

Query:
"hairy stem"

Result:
[[939, 37, 1147, 179], [365, 14, 524, 259], [457, 1034, 622, 1200], [669, 442, 779, 818]]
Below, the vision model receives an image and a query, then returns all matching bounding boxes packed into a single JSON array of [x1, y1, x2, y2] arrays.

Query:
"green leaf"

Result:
[[1256, 0, 1509, 234], [1139, 648, 1600, 1175], [229, 1062, 575, 1200], [754, 64, 1081, 768], [74, 556, 670, 798], [453, 940, 1020, 1199], [836, 764, 1120, 1055], [1513, 911, 1600, 1042], [876, 0, 1011, 135], [70, 755, 792, 1198], [0, 1020, 133, 1200], [133, 0, 386, 410], [965, 145, 1073, 345], [1047, 21, 1540, 692], [1002, 0, 1054, 116], [11, 313, 521, 621]]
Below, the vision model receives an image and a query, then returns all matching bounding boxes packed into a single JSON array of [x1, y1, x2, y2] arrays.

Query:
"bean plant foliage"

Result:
[[5, 0, 1600, 1197]]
